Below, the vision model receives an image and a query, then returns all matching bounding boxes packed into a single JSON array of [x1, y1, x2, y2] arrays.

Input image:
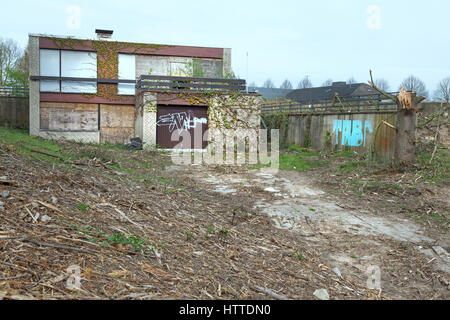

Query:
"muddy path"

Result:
[[173, 164, 450, 299]]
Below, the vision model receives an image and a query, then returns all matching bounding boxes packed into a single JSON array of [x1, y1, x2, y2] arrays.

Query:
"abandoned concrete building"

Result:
[[28, 30, 261, 150]]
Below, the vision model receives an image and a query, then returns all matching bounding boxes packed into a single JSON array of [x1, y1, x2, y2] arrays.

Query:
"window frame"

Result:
[[39, 49, 98, 94]]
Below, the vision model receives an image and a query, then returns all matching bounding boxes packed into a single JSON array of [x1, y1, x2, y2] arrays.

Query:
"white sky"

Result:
[[1, 0, 449, 94]]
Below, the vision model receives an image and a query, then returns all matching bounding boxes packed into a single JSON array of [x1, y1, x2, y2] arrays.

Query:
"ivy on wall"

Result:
[[49, 37, 172, 102], [173, 91, 261, 130]]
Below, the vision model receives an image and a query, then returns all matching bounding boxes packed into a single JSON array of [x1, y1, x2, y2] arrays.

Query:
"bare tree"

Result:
[[347, 77, 357, 84], [0, 38, 23, 85], [297, 76, 313, 89], [374, 79, 391, 92], [433, 77, 450, 103], [322, 79, 333, 87], [399, 75, 428, 98], [280, 79, 293, 90], [263, 78, 275, 89]]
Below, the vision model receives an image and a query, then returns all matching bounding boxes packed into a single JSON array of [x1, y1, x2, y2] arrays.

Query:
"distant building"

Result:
[[286, 82, 381, 103], [248, 87, 293, 100]]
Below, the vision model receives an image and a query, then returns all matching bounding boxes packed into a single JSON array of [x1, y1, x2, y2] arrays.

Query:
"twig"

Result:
[[382, 121, 397, 131], [25, 206, 38, 223], [429, 103, 443, 164], [250, 285, 291, 300], [29, 149, 66, 162], [114, 208, 144, 231], [22, 238, 97, 255], [0, 274, 30, 281]]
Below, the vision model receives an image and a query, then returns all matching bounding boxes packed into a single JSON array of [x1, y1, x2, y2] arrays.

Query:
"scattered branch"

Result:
[[429, 103, 443, 164], [368, 70, 397, 103]]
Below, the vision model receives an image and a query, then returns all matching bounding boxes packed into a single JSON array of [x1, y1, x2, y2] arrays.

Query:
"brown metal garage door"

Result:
[[156, 105, 208, 150]]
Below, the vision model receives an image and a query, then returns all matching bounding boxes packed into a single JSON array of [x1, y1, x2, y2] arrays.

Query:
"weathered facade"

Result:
[[27, 32, 254, 147], [135, 89, 262, 150]]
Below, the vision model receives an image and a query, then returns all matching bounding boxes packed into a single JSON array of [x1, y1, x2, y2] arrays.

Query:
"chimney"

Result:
[[95, 29, 113, 40], [332, 81, 346, 87]]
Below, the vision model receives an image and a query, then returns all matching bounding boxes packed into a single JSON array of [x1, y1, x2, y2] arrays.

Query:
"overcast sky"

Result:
[[1, 0, 449, 94]]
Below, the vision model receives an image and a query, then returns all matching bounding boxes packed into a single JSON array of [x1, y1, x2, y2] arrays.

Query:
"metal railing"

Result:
[[137, 75, 247, 92], [0, 86, 29, 97], [262, 94, 398, 114]]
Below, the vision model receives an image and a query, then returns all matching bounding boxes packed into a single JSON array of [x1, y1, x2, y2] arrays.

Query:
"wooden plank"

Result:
[[99, 104, 134, 129], [100, 127, 134, 144], [40, 102, 98, 131]]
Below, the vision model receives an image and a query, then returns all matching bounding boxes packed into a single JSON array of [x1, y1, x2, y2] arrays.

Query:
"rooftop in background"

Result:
[[286, 82, 381, 103], [248, 87, 293, 100]]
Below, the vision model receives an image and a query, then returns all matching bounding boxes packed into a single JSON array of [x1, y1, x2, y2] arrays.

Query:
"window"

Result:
[[61, 51, 97, 93], [118, 54, 135, 95], [40, 49, 60, 92], [39, 49, 97, 93]]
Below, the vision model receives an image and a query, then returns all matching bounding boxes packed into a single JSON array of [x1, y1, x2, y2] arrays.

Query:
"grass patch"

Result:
[[106, 233, 148, 252], [333, 150, 357, 158], [337, 160, 367, 174], [0, 127, 66, 163], [76, 202, 90, 213], [414, 143, 449, 184]]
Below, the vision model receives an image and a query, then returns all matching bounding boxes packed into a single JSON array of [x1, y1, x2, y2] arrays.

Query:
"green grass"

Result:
[[414, 143, 449, 184], [0, 127, 66, 163], [76, 202, 90, 213], [106, 233, 148, 252], [333, 150, 357, 158], [337, 160, 367, 174]]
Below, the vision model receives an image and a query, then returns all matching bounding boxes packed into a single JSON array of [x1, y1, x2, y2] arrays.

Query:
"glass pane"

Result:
[[40, 49, 60, 77], [118, 54, 135, 95], [61, 81, 97, 94], [61, 51, 97, 78], [118, 83, 135, 95], [40, 80, 60, 92], [61, 51, 97, 93]]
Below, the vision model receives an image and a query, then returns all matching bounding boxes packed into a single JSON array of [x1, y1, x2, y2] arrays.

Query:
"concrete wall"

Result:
[[0, 97, 29, 128], [283, 111, 397, 161]]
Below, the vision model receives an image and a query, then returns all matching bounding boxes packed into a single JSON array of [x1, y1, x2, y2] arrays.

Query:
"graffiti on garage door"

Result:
[[156, 112, 207, 134]]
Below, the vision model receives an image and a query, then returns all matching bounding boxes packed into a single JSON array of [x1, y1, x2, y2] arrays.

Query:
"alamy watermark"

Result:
[[366, 265, 382, 290], [66, 265, 81, 291], [169, 128, 280, 173], [366, 5, 381, 30], [66, 5, 81, 30]]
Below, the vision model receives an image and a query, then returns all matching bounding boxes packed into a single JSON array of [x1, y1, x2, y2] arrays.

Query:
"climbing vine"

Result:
[[167, 91, 261, 131], [48, 37, 172, 102]]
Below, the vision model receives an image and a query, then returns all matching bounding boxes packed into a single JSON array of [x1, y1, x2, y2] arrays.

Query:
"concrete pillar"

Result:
[[223, 48, 232, 78], [28, 35, 40, 136], [140, 92, 157, 149]]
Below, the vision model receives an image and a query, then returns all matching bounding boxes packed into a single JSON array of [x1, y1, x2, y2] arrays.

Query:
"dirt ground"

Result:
[[0, 137, 449, 300]]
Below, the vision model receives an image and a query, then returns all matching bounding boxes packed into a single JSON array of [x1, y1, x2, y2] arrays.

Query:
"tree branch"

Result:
[[415, 96, 426, 104], [368, 70, 398, 103]]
